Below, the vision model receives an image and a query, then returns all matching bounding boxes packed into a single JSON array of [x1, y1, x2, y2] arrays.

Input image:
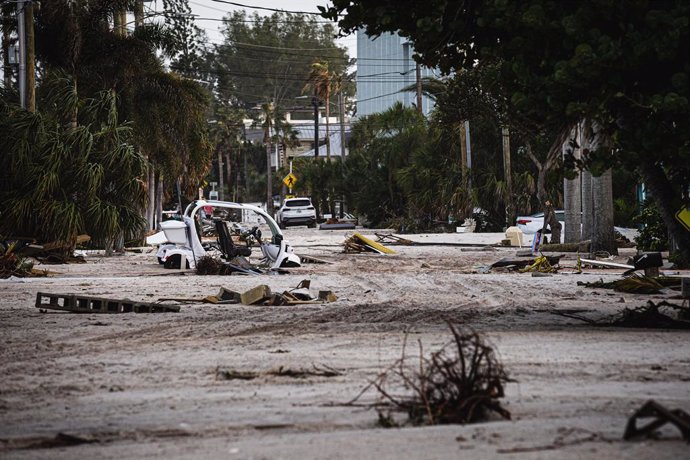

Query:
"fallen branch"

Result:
[[349, 321, 513, 426]]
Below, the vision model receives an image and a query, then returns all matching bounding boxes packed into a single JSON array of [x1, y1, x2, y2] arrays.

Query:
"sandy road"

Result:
[[1, 229, 688, 459]]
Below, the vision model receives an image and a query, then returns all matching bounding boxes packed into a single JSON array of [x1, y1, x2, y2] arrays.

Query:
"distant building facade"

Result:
[[356, 31, 440, 118]]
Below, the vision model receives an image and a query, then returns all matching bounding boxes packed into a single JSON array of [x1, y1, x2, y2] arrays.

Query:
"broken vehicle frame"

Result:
[[156, 200, 300, 270]]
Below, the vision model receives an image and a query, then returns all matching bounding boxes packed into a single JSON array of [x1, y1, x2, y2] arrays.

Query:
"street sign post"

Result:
[[676, 205, 690, 232], [283, 172, 297, 192]]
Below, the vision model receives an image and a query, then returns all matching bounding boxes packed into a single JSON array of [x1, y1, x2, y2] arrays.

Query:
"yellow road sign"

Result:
[[676, 206, 690, 232], [283, 172, 297, 188]]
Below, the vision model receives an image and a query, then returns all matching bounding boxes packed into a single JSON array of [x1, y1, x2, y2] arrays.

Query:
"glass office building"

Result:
[[356, 31, 441, 118]]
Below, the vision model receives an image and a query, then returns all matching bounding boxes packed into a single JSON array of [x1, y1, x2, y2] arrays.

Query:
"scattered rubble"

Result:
[[490, 255, 563, 271], [159, 280, 337, 306]]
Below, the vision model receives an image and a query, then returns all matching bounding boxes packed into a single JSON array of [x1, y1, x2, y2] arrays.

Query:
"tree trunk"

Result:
[[581, 170, 593, 241], [502, 127, 514, 229], [639, 159, 690, 265], [217, 150, 224, 201], [224, 151, 232, 201], [591, 169, 617, 255], [582, 120, 616, 255], [459, 121, 468, 182], [155, 174, 163, 228], [134, 0, 144, 28], [564, 125, 581, 243], [146, 164, 155, 230], [24, 1, 35, 112]]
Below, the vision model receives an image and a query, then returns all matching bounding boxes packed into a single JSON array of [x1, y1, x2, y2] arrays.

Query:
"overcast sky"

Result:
[[181, 0, 357, 58]]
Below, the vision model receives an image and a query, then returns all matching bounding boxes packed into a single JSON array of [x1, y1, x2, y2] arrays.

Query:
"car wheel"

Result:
[[279, 221, 287, 230], [307, 222, 316, 229]]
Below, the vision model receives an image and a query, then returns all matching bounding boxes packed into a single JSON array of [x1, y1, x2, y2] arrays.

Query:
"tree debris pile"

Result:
[[0, 242, 45, 278], [216, 364, 343, 381], [577, 274, 682, 294], [553, 301, 690, 329], [354, 322, 512, 426]]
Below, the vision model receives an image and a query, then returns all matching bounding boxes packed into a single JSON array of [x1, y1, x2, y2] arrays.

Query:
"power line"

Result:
[[210, 0, 325, 16]]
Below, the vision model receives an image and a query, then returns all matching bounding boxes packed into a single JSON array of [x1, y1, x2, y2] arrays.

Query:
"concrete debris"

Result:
[[35, 292, 180, 313]]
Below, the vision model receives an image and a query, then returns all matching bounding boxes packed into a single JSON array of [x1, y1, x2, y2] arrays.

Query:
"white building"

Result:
[[356, 31, 440, 117]]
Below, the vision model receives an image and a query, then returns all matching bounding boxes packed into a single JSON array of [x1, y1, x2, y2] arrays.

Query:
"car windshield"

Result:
[[285, 199, 311, 207]]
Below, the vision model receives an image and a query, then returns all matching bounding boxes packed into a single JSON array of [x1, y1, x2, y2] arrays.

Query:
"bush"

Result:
[[633, 200, 668, 251]]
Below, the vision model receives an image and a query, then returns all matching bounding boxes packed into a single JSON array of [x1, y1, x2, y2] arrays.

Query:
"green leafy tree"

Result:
[[212, 11, 350, 109], [323, 0, 690, 263], [0, 73, 145, 251], [30, 0, 212, 232]]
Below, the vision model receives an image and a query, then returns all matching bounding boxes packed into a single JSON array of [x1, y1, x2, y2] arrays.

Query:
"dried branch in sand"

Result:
[[353, 321, 513, 426]]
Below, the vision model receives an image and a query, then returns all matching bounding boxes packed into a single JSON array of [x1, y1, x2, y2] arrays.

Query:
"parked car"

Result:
[[516, 210, 566, 235], [276, 197, 317, 229]]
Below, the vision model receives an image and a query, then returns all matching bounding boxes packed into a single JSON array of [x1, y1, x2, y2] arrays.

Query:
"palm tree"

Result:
[[0, 72, 146, 253], [304, 60, 333, 160]]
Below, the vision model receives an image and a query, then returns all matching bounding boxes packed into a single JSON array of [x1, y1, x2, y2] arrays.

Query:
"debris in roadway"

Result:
[[374, 233, 495, 248], [35, 292, 180, 313], [344, 233, 396, 254], [490, 255, 563, 271], [519, 255, 558, 273], [320, 222, 356, 230], [551, 300, 690, 329], [624, 400, 690, 442]]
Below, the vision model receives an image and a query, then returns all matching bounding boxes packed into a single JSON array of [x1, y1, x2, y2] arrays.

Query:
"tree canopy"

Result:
[[212, 10, 351, 109], [323, 0, 690, 261]]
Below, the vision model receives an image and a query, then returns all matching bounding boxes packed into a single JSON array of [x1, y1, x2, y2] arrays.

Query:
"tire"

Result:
[[279, 221, 287, 230], [307, 222, 316, 229], [163, 254, 189, 269]]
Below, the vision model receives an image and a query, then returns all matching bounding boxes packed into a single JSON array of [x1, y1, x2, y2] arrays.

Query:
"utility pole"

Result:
[[17, 0, 26, 109], [265, 102, 274, 216], [339, 91, 346, 158], [502, 127, 513, 229], [415, 62, 422, 114], [312, 94, 320, 158], [217, 151, 224, 201], [3, 8, 13, 89], [25, 0, 35, 112]]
